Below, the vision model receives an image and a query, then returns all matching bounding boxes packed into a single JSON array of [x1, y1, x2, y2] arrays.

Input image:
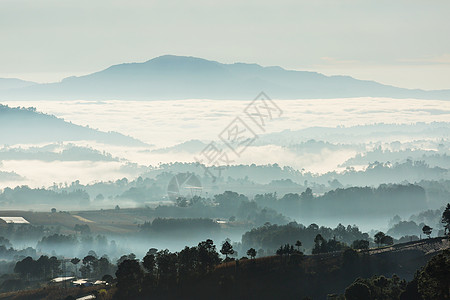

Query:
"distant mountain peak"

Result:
[[146, 54, 213, 62], [2, 55, 450, 100]]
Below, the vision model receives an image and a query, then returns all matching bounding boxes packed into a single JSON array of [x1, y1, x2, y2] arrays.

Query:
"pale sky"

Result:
[[0, 0, 449, 90]]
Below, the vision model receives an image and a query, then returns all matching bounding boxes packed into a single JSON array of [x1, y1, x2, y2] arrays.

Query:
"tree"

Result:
[[283, 244, 294, 256], [102, 274, 113, 283], [183, 239, 217, 274], [74, 224, 90, 235], [155, 249, 178, 290], [246, 248, 256, 259], [295, 240, 302, 251], [142, 252, 156, 274], [374, 232, 386, 247], [314, 233, 324, 244], [14, 256, 37, 279], [381, 235, 394, 246], [276, 244, 295, 257], [97, 256, 112, 278], [312, 235, 345, 254], [312, 234, 325, 254], [176, 196, 189, 207], [276, 245, 284, 257], [36, 256, 51, 279], [116, 259, 143, 298], [71, 258, 80, 277], [178, 246, 199, 285], [441, 203, 450, 235], [352, 239, 369, 250], [81, 255, 97, 278], [147, 248, 158, 255], [417, 249, 450, 299], [422, 225, 432, 238], [345, 282, 371, 300], [220, 240, 234, 260]]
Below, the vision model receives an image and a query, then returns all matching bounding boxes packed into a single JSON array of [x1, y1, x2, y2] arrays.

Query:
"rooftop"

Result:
[[0, 217, 30, 224]]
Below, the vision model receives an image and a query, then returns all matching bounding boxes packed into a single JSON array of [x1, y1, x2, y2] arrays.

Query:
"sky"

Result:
[[0, 0, 449, 90]]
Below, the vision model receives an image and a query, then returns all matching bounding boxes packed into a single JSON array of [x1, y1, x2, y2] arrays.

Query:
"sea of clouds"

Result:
[[1, 97, 450, 188]]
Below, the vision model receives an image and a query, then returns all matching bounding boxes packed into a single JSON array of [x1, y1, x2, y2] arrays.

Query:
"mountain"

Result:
[[0, 104, 147, 146], [151, 139, 208, 154], [0, 78, 36, 91], [258, 122, 450, 145], [2, 55, 450, 100]]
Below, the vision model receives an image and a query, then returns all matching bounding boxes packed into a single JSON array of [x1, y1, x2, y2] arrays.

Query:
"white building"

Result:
[[0, 216, 30, 224]]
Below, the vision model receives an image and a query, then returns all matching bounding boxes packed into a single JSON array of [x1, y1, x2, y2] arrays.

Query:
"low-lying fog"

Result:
[[5, 98, 450, 147], [1, 98, 450, 188], [1, 97, 449, 262]]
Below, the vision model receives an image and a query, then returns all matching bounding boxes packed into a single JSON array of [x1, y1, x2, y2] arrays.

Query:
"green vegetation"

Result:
[[343, 249, 450, 299], [241, 222, 368, 254], [109, 237, 447, 299]]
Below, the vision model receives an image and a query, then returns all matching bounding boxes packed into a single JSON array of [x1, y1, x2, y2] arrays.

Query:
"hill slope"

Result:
[[0, 78, 36, 91], [2, 55, 450, 100], [0, 104, 146, 146]]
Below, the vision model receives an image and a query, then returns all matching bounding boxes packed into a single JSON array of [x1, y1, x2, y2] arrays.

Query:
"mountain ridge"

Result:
[[1, 55, 450, 100], [0, 78, 37, 91], [0, 104, 147, 146]]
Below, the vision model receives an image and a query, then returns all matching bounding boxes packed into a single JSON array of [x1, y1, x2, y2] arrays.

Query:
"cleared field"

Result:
[[0, 209, 150, 234]]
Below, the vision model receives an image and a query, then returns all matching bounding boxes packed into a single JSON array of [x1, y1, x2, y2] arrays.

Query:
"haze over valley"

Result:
[[1, 1, 450, 298]]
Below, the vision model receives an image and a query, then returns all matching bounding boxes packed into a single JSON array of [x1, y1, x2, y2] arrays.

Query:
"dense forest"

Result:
[[0, 204, 448, 299]]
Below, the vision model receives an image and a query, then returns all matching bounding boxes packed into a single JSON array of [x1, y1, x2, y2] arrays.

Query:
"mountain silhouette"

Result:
[[1, 55, 450, 100], [0, 104, 147, 146], [0, 78, 36, 91]]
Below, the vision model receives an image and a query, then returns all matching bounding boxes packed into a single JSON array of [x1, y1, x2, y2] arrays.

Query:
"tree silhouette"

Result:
[[417, 248, 450, 299], [81, 255, 97, 278], [295, 240, 302, 251], [70, 258, 80, 277], [220, 240, 234, 260], [276, 244, 295, 258], [142, 249, 157, 292], [352, 239, 369, 250], [70, 257, 80, 265], [178, 246, 199, 285], [198, 239, 220, 273], [345, 282, 371, 300], [246, 248, 256, 259], [14, 256, 37, 279], [374, 232, 386, 247], [312, 234, 325, 254], [143, 252, 156, 274], [422, 225, 432, 238], [441, 203, 450, 235], [155, 249, 178, 290], [116, 259, 143, 298], [283, 244, 294, 256], [276, 245, 284, 257], [381, 235, 394, 246], [97, 256, 112, 278]]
